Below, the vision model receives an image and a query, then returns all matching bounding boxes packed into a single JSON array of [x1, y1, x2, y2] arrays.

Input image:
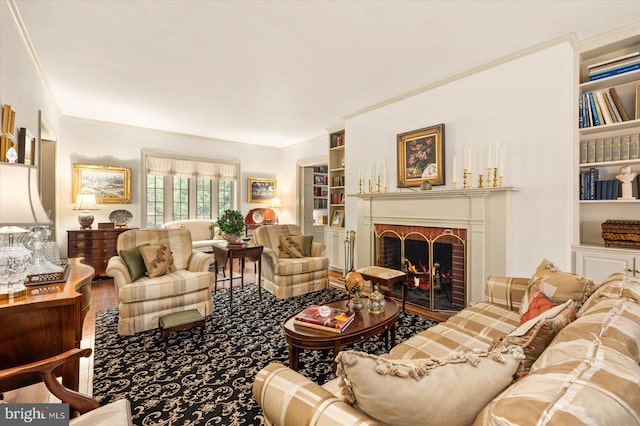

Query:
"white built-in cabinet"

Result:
[[573, 27, 640, 281], [324, 227, 346, 272]]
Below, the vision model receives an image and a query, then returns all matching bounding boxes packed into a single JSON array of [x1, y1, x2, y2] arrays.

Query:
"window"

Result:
[[173, 176, 189, 220], [146, 175, 164, 228], [218, 180, 232, 217], [142, 152, 239, 227], [196, 177, 212, 219]]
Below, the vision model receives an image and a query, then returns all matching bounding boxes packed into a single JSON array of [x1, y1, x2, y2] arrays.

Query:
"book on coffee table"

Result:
[[293, 305, 355, 333]]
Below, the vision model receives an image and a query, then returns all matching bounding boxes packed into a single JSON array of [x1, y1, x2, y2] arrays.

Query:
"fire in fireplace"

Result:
[[374, 224, 466, 312]]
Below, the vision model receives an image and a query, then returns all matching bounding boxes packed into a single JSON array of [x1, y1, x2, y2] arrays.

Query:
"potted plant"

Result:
[[216, 209, 246, 242]]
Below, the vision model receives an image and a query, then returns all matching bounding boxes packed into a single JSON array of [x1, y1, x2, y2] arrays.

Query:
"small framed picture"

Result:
[[331, 209, 344, 227], [397, 123, 445, 188], [248, 177, 276, 203], [18, 127, 36, 165]]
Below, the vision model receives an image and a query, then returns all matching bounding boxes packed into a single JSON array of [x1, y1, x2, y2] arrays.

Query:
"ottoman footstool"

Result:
[[159, 309, 206, 349]]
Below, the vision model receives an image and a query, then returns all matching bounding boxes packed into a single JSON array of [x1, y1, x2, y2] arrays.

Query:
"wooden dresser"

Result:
[[67, 228, 131, 276], [0, 258, 94, 392]]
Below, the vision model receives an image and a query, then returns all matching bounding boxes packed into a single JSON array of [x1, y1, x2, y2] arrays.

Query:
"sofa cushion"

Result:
[[302, 235, 313, 257], [578, 272, 640, 315], [521, 259, 595, 311], [119, 245, 147, 282], [278, 235, 304, 258], [520, 292, 555, 324], [139, 244, 176, 278], [391, 301, 520, 359], [491, 299, 576, 376], [475, 344, 640, 426], [335, 349, 521, 426], [275, 257, 329, 276], [117, 270, 212, 304]]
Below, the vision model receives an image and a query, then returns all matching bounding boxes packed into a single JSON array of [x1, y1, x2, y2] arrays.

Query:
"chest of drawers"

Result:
[[67, 228, 131, 276]]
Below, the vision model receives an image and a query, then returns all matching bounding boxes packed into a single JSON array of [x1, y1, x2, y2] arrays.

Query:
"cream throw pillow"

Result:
[[139, 244, 176, 278], [335, 349, 522, 426], [278, 235, 304, 258]]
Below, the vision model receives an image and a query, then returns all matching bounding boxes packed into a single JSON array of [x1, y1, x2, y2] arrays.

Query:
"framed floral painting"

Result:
[[397, 123, 445, 187]]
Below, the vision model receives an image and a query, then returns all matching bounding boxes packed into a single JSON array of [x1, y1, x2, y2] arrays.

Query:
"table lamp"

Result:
[[270, 197, 281, 224], [73, 193, 99, 229], [0, 163, 53, 298]]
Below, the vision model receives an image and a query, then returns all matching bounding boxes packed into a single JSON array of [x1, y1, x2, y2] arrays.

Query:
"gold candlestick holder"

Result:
[[463, 169, 473, 189], [452, 180, 457, 189], [376, 175, 381, 193], [492, 168, 498, 188], [359, 179, 363, 194], [486, 167, 493, 187], [477, 174, 484, 188], [368, 179, 372, 193], [498, 175, 504, 187]]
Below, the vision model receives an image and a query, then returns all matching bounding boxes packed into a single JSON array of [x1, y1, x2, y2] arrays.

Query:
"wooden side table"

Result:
[[212, 242, 263, 307], [356, 266, 409, 311]]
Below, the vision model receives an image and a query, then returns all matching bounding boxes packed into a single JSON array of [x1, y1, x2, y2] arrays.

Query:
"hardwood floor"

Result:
[[5, 262, 443, 404]]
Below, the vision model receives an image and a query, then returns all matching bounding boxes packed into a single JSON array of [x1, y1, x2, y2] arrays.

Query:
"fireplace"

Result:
[[354, 188, 516, 307], [375, 224, 466, 312]]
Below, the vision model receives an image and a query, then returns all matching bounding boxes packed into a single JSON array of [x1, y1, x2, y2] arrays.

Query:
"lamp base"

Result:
[[78, 213, 95, 229]]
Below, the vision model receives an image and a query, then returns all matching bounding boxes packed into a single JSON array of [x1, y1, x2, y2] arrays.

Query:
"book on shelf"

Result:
[[589, 61, 640, 81], [595, 139, 604, 162], [609, 87, 630, 121], [587, 93, 601, 126], [587, 51, 640, 70], [621, 135, 630, 160], [603, 137, 613, 162], [631, 134, 640, 160], [604, 90, 622, 122], [594, 91, 613, 124], [293, 305, 355, 333]]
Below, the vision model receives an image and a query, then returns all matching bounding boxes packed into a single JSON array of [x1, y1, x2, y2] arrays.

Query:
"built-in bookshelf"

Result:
[[312, 165, 328, 214], [329, 130, 345, 228], [574, 27, 640, 281]]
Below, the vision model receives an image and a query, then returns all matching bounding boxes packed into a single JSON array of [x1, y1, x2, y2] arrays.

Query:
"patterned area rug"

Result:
[[93, 286, 437, 425]]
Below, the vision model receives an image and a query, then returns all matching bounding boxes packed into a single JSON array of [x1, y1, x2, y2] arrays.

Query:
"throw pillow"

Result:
[[491, 299, 576, 377], [139, 244, 176, 278], [520, 292, 555, 324], [119, 245, 147, 281], [302, 235, 314, 257], [210, 224, 222, 240], [335, 349, 521, 426], [278, 235, 304, 258], [520, 259, 595, 314]]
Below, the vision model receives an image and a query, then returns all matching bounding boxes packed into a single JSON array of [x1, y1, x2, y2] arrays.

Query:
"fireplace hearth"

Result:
[[375, 224, 466, 312]]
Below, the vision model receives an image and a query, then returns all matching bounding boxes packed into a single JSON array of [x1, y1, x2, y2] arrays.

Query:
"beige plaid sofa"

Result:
[[253, 224, 329, 298], [106, 228, 215, 335], [163, 219, 224, 252], [253, 273, 640, 425]]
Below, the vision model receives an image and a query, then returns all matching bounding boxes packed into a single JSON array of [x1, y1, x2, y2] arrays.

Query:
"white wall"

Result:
[[345, 41, 576, 277], [57, 117, 283, 255]]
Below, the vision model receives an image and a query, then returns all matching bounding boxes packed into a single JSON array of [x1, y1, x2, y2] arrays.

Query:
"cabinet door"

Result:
[[313, 225, 325, 245], [574, 248, 634, 283]]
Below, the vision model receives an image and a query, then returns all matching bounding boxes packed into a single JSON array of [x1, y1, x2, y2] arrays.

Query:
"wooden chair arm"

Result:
[[0, 348, 99, 414]]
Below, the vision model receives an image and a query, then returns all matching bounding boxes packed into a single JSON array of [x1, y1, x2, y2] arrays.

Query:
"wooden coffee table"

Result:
[[283, 298, 400, 371]]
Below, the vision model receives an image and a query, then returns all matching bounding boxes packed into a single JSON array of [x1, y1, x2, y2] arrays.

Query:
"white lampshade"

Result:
[[270, 197, 281, 208], [73, 193, 99, 211], [0, 163, 52, 227]]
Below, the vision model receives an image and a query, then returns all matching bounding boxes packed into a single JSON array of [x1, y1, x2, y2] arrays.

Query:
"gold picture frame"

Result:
[[248, 177, 276, 203], [72, 163, 132, 204], [2, 105, 16, 137], [636, 83, 640, 120], [397, 123, 445, 188], [331, 209, 344, 227]]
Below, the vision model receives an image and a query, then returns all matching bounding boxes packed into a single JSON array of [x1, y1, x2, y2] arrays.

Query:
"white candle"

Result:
[[499, 146, 504, 172], [487, 144, 492, 169], [464, 147, 469, 171], [381, 162, 387, 189], [494, 143, 499, 170], [478, 151, 483, 175]]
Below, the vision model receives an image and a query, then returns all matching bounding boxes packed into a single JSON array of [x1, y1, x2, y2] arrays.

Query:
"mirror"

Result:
[[38, 111, 56, 240]]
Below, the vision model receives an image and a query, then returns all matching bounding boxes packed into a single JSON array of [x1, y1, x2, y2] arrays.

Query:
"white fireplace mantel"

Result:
[[353, 187, 519, 305]]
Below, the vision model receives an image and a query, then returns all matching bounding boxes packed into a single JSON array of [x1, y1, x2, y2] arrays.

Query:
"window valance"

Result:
[[145, 155, 237, 181]]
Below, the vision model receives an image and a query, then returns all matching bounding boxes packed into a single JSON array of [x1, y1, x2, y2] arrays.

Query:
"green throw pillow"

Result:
[[119, 245, 147, 281], [303, 235, 314, 257]]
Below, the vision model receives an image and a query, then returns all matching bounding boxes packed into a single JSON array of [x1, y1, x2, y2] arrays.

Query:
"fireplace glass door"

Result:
[[374, 225, 466, 312]]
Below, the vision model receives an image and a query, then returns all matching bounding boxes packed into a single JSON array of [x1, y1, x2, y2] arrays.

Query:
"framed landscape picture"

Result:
[[248, 177, 276, 203], [397, 123, 445, 187], [72, 163, 132, 204]]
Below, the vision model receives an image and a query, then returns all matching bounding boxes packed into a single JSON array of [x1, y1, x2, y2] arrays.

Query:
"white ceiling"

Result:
[[12, 1, 640, 148]]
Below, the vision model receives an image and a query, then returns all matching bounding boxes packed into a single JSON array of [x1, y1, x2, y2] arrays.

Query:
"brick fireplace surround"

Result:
[[353, 187, 518, 306]]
